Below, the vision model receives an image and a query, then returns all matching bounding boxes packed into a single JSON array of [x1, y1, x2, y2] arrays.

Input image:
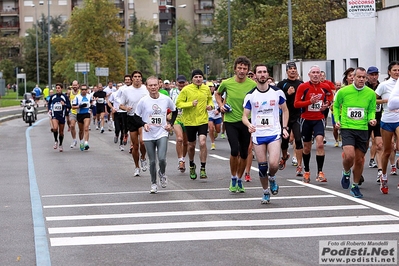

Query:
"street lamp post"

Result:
[[124, 0, 128, 75], [288, 0, 294, 61], [33, 2, 43, 85], [47, 0, 51, 89], [166, 4, 186, 80]]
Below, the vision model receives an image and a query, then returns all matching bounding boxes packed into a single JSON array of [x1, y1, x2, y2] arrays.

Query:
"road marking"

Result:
[[26, 118, 51, 265], [46, 205, 368, 221], [41, 185, 305, 198], [48, 215, 399, 234], [289, 179, 399, 218], [50, 223, 399, 246], [43, 194, 335, 209]]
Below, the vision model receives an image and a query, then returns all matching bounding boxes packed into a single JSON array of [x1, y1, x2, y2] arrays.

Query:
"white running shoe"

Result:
[[158, 170, 167, 188], [133, 167, 140, 177], [70, 140, 77, 148], [150, 183, 158, 194], [141, 158, 148, 172], [119, 145, 124, 151]]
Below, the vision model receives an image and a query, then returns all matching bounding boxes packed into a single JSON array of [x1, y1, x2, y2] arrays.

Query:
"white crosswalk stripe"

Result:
[[44, 181, 399, 247]]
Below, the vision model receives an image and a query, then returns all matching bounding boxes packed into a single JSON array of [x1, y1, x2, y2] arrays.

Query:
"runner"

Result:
[[48, 83, 71, 152], [333, 67, 376, 198], [242, 64, 289, 203]]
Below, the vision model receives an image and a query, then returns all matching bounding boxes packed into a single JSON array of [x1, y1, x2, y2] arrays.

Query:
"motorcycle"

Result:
[[22, 99, 37, 126]]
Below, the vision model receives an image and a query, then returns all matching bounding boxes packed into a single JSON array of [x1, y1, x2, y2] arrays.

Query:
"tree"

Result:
[[52, 0, 125, 84], [0, 59, 16, 85]]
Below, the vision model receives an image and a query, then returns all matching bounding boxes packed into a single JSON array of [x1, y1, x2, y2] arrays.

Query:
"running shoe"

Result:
[[141, 158, 148, 172], [80, 143, 84, 151], [390, 165, 397, 175], [237, 179, 245, 193], [303, 171, 310, 183], [296, 166, 303, 177], [158, 170, 167, 188], [70, 140, 77, 148], [278, 153, 290, 170], [189, 164, 197, 180], [244, 173, 252, 182], [334, 141, 339, 147], [53, 142, 58, 149], [376, 170, 382, 183], [119, 145, 124, 151], [396, 158, 399, 170], [316, 171, 327, 182], [114, 136, 118, 143], [291, 156, 298, 166], [380, 179, 389, 194], [229, 178, 237, 192], [178, 160, 186, 173], [200, 167, 207, 179], [214, 131, 218, 139], [96, 126, 99, 130], [323, 138, 326, 144], [261, 190, 271, 204], [59, 145, 63, 152], [211, 143, 216, 150], [150, 183, 158, 194], [133, 167, 140, 177], [221, 133, 226, 139], [341, 170, 351, 189], [268, 176, 279, 195], [350, 184, 363, 198], [368, 159, 377, 168], [101, 127, 104, 133], [84, 142, 89, 150]]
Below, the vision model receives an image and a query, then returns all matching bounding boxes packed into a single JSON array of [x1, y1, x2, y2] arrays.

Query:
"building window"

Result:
[[389, 47, 399, 62], [24, 1, 34, 6], [25, 16, 34, 22], [58, 0, 67, 5], [200, 14, 213, 26], [200, 0, 213, 9]]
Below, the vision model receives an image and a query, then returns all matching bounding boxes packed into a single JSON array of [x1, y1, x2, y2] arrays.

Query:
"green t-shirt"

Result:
[[217, 77, 257, 123], [333, 84, 376, 130]]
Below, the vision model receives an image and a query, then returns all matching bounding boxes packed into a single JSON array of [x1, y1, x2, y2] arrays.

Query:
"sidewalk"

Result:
[[0, 101, 47, 123]]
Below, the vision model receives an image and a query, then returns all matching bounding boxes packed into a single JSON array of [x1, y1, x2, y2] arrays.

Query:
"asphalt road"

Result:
[[1, 113, 399, 266]]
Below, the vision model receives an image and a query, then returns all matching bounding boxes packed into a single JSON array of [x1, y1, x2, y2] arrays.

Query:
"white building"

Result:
[[326, 3, 399, 82]]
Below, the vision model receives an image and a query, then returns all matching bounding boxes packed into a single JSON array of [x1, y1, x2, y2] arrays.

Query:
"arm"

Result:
[[293, 85, 311, 108], [175, 89, 195, 109], [242, 108, 255, 133], [280, 102, 289, 139]]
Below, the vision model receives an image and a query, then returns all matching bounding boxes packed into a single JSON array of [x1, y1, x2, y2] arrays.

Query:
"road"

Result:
[[1, 113, 399, 266]]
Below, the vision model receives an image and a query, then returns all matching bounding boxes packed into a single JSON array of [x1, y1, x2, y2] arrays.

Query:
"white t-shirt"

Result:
[[387, 79, 399, 111], [119, 84, 148, 116], [375, 77, 399, 123], [135, 94, 176, 141], [208, 93, 222, 119], [243, 86, 286, 140]]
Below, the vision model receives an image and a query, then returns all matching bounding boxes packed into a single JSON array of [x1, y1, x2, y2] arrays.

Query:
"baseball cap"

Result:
[[164, 79, 170, 84], [206, 81, 214, 87], [286, 62, 297, 70], [176, 75, 187, 83], [367, 66, 379, 74]]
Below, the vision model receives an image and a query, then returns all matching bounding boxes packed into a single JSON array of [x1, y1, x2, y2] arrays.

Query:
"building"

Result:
[[0, 0, 218, 44], [326, 1, 399, 81]]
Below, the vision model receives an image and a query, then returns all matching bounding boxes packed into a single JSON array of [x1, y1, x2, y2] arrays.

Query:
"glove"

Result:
[[79, 103, 88, 108]]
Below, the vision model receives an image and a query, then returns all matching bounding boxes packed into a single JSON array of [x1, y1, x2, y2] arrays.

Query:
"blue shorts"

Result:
[[252, 134, 280, 145], [208, 117, 222, 124], [52, 114, 66, 124], [380, 121, 399, 132]]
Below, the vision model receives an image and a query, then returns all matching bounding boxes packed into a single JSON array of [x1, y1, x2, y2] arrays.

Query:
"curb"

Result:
[[0, 109, 47, 123]]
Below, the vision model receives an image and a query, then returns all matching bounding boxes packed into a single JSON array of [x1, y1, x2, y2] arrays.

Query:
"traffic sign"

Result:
[[95, 67, 109, 77], [74, 62, 90, 73]]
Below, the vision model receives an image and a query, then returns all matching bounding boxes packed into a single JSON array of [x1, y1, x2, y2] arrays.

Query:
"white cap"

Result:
[[164, 80, 170, 84]]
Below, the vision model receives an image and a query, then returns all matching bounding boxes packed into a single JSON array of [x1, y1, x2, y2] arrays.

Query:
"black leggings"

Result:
[[224, 121, 251, 159]]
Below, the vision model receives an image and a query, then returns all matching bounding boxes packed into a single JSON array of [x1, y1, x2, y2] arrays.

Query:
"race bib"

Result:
[[149, 114, 164, 126], [308, 100, 322, 112], [376, 104, 381, 112], [53, 102, 62, 111], [97, 98, 104, 104], [255, 114, 274, 128], [347, 107, 364, 120]]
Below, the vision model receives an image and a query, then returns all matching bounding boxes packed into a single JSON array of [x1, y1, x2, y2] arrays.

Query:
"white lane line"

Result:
[[289, 179, 399, 218], [43, 194, 335, 209], [50, 223, 399, 246], [46, 205, 368, 221], [41, 185, 305, 198], [48, 215, 399, 234]]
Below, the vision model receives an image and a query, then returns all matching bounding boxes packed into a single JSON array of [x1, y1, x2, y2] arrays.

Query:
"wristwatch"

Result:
[[282, 127, 289, 130]]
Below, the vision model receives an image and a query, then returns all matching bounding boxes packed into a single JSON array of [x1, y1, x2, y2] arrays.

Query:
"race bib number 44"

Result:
[[347, 107, 364, 120], [255, 114, 274, 128]]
